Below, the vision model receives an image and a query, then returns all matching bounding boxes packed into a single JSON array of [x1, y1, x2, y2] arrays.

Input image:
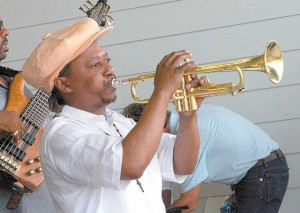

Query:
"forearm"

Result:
[[162, 189, 172, 209], [121, 50, 195, 179], [173, 112, 200, 175], [121, 91, 170, 179], [168, 184, 201, 211]]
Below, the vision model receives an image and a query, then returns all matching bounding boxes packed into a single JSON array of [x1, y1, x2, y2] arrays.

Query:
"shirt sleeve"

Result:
[[162, 181, 173, 190], [157, 133, 187, 184], [179, 148, 208, 193]]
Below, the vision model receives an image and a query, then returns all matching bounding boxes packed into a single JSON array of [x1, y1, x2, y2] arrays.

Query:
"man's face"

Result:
[[0, 19, 9, 62], [66, 41, 117, 107]]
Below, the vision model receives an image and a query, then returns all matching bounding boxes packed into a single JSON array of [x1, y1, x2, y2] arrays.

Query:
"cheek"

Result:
[[86, 75, 105, 92]]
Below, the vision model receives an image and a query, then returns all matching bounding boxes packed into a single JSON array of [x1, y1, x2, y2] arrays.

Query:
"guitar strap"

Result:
[[0, 171, 33, 210], [6, 191, 23, 210], [0, 66, 20, 77], [0, 167, 30, 210], [6, 183, 33, 210]]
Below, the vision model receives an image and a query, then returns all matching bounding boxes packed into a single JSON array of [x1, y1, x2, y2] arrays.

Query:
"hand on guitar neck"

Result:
[[0, 111, 24, 143], [0, 76, 24, 143]]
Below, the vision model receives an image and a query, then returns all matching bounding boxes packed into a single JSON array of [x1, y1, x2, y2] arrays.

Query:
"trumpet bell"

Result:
[[264, 40, 283, 84]]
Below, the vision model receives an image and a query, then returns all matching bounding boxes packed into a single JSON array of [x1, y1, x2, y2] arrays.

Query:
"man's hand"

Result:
[[0, 111, 24, 142], [154, 50, 196, 98], [180, 74, 208, 115]]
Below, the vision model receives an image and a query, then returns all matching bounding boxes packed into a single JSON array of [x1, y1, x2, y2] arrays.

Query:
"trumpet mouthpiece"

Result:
[[111, 79, 129, 88], [111, 79, 121, 88]]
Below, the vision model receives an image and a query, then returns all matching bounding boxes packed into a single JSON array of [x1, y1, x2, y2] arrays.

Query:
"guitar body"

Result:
[[5, 72, 30, 113], [11, 128, 44, 190], [0, 73, 49, 190]]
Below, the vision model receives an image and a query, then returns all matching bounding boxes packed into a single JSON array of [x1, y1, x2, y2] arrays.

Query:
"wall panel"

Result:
[[1, 0, 299, 212]]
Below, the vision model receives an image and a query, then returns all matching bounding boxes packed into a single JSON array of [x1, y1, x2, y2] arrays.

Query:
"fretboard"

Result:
[[21, 89, 50, 129]]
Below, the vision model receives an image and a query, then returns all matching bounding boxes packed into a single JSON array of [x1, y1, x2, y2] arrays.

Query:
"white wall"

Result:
[[1, 0, 299, 212]]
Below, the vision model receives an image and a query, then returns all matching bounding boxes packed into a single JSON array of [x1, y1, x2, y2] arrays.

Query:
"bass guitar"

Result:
[[0, 72, 50, 191]]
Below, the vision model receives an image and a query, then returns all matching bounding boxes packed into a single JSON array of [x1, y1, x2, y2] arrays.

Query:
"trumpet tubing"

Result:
[[113, 40, 283, 112]]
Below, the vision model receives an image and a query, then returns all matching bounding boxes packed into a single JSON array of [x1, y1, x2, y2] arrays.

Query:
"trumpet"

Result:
[[112, 40, 283, 112]]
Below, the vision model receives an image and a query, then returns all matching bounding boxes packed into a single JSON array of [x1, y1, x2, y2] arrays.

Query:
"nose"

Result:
[[0, 28, 9, 38], [104, 64, 116, 78]]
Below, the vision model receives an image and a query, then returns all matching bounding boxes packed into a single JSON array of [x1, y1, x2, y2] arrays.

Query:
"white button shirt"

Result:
[[40, 105, 186, 213]]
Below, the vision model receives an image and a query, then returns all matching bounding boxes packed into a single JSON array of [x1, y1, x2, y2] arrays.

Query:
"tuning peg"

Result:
[[105, 15, 113, 27], [86, 0, 94, 6], [84, 4, 90, 10], [79, 7, 87, 14]]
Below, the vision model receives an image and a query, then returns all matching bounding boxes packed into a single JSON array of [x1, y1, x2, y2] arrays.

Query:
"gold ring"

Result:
[[200, 76, 209, 83], [11, 130, 19, 137]]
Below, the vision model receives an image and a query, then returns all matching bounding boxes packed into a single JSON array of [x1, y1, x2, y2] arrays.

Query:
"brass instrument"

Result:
[[112, 40, 283, 112]]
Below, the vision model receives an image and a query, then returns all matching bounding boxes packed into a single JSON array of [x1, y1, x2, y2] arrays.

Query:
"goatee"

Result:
[[102, 95, 117, 105]]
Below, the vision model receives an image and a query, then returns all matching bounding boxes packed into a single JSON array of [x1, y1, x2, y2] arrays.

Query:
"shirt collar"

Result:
[[58, 105, 124, 125]]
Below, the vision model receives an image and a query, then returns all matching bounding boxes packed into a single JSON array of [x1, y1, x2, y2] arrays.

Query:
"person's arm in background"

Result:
[[168, 184, 201, 212], [162, 189, 172, 208], [0, 19, 24, 142], [0, 111, 24, 141], [162, 181, 173, 209], [0, 73, 32, 142]]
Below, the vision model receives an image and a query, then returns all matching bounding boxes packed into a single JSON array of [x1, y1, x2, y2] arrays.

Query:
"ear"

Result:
[[54, 77, 72, 93]]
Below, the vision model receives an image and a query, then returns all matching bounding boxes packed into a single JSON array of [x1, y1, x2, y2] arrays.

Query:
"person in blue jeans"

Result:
[[123, 103, 289, 213]]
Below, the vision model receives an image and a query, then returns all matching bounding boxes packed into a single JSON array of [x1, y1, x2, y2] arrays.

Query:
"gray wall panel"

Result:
[[2, 0, 175, 29], [1, 0, 299, 212], [258, 119, 300, 154]]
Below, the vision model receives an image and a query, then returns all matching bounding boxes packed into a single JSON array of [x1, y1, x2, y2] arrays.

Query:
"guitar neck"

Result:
[[79, 0, 113, 27], [1, 76, 50, 190], [21, 89, 50, 129]]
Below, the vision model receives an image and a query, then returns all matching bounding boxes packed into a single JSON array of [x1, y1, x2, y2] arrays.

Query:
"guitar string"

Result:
[[2, 91, 43, 164], [0, 75, 48, 170], [15, 90, 49, 160], [1, 90, 49, 166], [19, 90, 49, 150], [7, 90, 43, 159]]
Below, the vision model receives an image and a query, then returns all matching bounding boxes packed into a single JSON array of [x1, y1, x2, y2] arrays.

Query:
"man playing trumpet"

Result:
[[22, 17, 205, 213]]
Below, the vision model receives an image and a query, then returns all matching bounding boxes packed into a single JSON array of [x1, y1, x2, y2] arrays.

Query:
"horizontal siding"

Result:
[[1, 0, 299, 212], [2, 0, 175, 29], [258, 119, 300, 154], [3, 1, 300, 71]]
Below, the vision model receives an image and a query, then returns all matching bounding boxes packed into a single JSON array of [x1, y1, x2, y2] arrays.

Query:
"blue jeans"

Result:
[[231, 153, 289, 213]]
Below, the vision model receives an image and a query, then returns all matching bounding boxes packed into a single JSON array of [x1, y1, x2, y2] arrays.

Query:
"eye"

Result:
[[92, 62, 100, 68], [106, 58, 111, 64]]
